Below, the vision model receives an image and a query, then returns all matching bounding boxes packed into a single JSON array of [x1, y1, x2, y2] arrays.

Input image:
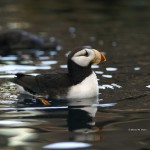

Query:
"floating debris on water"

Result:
[[106, 67, 118, 71], [102, 74, 113, 78]]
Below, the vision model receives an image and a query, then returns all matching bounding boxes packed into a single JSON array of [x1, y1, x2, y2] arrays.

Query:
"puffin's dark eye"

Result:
[[85, 50, 89, 57]]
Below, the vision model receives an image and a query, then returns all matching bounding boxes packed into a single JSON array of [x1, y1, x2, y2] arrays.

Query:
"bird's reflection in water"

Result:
[[15, 96, 104, 143], [66, 97, 104, 142]]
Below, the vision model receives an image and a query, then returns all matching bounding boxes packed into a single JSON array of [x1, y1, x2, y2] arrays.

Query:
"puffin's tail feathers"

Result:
[[16, 73, 25, 78]]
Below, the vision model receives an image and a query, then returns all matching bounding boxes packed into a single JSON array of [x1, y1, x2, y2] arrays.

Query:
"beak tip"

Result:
[[100, 52, 106, 63], [92, 49, 106, 64]]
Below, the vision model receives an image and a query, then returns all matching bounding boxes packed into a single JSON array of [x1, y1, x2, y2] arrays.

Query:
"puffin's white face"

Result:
[[71, 49, 106, 67]]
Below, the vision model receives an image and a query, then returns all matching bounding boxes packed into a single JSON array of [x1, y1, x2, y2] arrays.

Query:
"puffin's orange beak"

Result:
[[91, 49, 106, 64], [100, 51, 106, 63]]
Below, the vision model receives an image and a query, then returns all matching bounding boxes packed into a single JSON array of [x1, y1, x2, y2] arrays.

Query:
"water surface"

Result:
[[0, 0, 150, 149]]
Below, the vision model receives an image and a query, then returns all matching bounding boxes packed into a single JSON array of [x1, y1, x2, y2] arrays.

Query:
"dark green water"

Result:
[[0, 0, 150, 149]]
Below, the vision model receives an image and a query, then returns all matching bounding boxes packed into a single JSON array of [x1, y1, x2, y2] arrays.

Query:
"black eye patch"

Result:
[[85, 50, 89, 57]]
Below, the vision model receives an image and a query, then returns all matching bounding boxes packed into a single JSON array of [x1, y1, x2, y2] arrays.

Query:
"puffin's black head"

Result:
[[67, 46, 106, 84]]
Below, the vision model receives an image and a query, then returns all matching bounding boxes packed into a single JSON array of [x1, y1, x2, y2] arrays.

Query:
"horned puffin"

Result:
[[11, 47, 106, 101]]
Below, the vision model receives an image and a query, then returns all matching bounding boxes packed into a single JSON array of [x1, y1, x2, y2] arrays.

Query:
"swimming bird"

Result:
[[0, 29, 58, 56], [11, 47, 106, 104]]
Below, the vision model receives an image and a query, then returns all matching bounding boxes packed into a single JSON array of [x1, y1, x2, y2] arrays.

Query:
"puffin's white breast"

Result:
[[67, 71, 99, 99]]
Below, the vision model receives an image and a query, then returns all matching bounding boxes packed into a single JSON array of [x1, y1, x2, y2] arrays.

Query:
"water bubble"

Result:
[[99, 83, 122, 89], [0, 100, 16, 104], [7, 22, 30, 29], [9, 95, 18, 100], [89, 36, 96, 42], [68, 27, 76, 33], [39, 56, 50, 60], [106, 67, 118, 71], [0, 75, 16, 78], [65, 51, 71, 57], [0, 88, 4, 93], [83, 45, 92, 49], [98, 99, 103, 101], [96, 103, 117, 107], [0, 120, 25, 126], [68, 27, 76, 38], [28, 73, 40, 76], [49, 37, 56, 43], [95, 71, 104, 74], [56, 45, 62, 51], [102, 75, 112, 78], [99, 40, 104, 46], [99, 84, 114, 89], [112, 41, 117, 47], [111, 83, 122, 88], [0, 65, 51, 72], [41, 60, 58, 65], [92, 65, 99, 69], [7, 82, 16, 86], [43, 142, 91, 149], [35, 50, 45, 57], [60, 65, 67, 68], [0, 55, 17, 61], [2, 93, 11, 98], [146, 85, 150, 88], [134, 67, 141, 71], [9, 87, 16, 91], [49, 51, 57, 56]]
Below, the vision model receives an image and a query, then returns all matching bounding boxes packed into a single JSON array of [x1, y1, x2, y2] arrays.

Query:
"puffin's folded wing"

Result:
[[11, 73, 41, 94], [35, 73, 72, 89], [11, 73, 72, 94]]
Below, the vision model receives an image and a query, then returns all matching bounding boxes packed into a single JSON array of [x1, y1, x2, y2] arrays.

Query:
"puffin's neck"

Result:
[[67, 59, 92, 85]]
